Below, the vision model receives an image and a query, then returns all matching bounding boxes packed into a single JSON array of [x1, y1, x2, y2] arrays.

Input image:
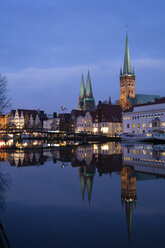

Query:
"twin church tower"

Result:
[[78, 32, 137, 111], [78, 71, 95, 111]]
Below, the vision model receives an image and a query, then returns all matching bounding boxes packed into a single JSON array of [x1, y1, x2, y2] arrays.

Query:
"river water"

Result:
[[0, 142, 165, 248]]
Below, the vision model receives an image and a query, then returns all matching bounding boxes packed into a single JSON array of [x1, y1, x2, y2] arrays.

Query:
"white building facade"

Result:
[[122, 102, 165, 134], [93, 122, 122, 136], [76, 112, 93, 133], [43, 118, 60, 130]]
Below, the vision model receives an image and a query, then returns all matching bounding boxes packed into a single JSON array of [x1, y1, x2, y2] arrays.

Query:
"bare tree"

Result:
[[0, 74, 11, 114]]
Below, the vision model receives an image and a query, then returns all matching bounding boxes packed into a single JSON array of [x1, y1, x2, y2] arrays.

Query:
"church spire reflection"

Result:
[[79, 166, 95, 204], [120, 166, 137, 243]]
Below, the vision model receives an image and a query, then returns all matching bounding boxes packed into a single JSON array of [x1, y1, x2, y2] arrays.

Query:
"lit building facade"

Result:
[[122, 98, 165, 134], [76, 111, 94, 133], [7, 109, 47, 129], [76, 101, 122, 136], [0, 114, 8, 129], [93, 101, 122, 136], [43, 118, 60, 130]]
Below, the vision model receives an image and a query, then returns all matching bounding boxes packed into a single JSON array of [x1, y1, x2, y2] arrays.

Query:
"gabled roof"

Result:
[[71, 109, 87, 119], [96, 102, 122, 123], [9, 109, 47, 121]]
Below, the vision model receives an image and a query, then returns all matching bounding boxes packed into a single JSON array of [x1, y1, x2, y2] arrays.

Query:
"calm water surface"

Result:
[[0, 142, 164, 248]]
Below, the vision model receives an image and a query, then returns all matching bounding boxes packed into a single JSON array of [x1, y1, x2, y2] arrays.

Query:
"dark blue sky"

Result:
[[1, 0, 165, 113]]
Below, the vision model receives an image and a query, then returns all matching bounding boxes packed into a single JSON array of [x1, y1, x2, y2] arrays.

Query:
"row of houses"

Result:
[[0, 101, 122, 136], [0, 109, 47, 129], [75, 101, 122, 135], [1, 97, 165, 136]]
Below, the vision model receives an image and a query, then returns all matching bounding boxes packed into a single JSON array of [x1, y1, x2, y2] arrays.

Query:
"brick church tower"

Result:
[[118, 33, 135, 111]]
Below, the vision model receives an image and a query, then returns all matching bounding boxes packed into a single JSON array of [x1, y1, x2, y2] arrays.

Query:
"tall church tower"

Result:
[[118, 33, 135, 111], [78, 74, 85, 110], [78, 71, 95, 111], [84, 71, 95, 111]]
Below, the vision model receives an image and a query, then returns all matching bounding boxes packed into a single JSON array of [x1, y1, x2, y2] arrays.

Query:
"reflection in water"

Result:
[[0, 142, 165, 246], [0, 171, 10, 248], [79, 166, 95, 203], [120, 166, 137, 243]]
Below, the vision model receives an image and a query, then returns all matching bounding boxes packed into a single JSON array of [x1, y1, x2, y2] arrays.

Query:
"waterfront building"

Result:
[[58, 113, 71, 132], [43, 118, 60, 130], [70, 109, 86, 132], [78, 71, 95, 111], [76, 101, 122, 135], [0, 114, 8, 129], [118, 33, 161, 111], [93, 101, 122, 136], [75, 111, 95, 133], [7, 109, 47, 129], [122, 98, 165, 134]]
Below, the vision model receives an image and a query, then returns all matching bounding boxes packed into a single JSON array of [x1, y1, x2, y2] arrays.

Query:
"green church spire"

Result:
[[125, 201, 133, 243], [79, 74, 85, 99], [86, 177, 93, 204], [120, 67, 123, 76], [123, 33, 132, 75], [86, 71, 93, 98], [80, 175, 86, 200]]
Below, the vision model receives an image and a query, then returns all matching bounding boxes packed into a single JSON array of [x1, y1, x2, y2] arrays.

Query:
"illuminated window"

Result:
[[142, 123, 146, 128], [143, 149, 147, 155], [138, 149, 140, 154], [132, 124, 135, 128], [149, 123, 152, 128], [161, 122, 165, 127], [137, 123, 140, 128], [161, 114, 164, 117], [133, 149, 136, 155]]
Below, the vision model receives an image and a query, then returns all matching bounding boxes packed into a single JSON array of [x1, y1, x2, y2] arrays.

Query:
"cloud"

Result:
[[6, 61, 119, 90], [5, 57, 165, 112], [133, 57, 165, 69]]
